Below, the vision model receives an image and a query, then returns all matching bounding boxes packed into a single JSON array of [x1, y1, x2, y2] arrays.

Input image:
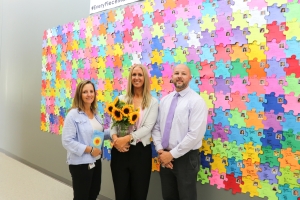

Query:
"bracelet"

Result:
[[90, 147, 94, 155]]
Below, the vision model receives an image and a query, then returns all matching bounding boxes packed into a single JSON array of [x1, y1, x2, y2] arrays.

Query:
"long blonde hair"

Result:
[[70, 80, 97, 114], [125, 64, 152, 109]]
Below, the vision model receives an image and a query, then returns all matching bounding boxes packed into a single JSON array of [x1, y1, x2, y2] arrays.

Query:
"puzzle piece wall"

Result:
[[41, 0, 300, 199]]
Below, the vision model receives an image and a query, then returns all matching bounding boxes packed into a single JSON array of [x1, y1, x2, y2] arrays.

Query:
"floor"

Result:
[[0, 152, 73, 200]]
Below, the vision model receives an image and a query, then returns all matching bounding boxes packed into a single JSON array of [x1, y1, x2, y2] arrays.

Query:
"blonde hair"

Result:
[[70, 80, 97, 114], [125, 64, 152, 109]]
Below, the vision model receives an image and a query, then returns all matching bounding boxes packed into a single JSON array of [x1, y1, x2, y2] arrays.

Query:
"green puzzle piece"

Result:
[[122, 54, 132, 67], [115, 8, 124, 21], [211, 139, 228, 158], [79, 39, 86, 49], [259, 146, 280, 167], [227, 141, 244, 161], [281, 129, 300, 152], [285, 1, 300, 22], [41, 105, 46, 113], [200, 15, 216, 32], [257, 180, 280, 200], [99, 35, 106, 46], [42, 56, 47, 67], [105, 68, 114, 79], [104, 140, 112, 148], [266, 0, 286, 6], [175, 19, 189, 35], [97, 69, 106, 79], [283, 74, 300, 96], [246, 25, 267, 44], [231, 11, 249, 29], [187, 61, 201, 78], [73, 20, 80, 31], [152, 23, 164, 38], [132, 27, 142, 41], [174, 47, 187, 63], [277, 167, 300, 188], [104, 90, 113, 102], [229, 108, 247, 128], [72, 60, 79, 70], [122, 67, 130, 78], [78, 59, 84, 69], [230, 59, 249, 78], [197, 167, 211, 184], [46, 71, 52, 80]]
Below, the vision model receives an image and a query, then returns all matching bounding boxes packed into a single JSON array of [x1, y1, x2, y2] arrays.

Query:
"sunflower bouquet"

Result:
[[105, 97, 140, 137]]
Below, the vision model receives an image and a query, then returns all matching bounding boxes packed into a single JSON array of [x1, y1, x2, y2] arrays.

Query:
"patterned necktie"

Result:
[[162, 93, 180, 149]]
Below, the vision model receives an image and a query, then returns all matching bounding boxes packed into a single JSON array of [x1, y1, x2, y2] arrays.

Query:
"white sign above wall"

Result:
[[90, 0, 143, 14]]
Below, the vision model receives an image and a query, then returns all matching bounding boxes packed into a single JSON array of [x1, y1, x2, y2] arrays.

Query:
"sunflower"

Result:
[[128, 111, 139, 125], [105, 103, 114, 115], [112, 97, 119, 107], [112, 107, 123, 121], [122, 105, 132, 117], [93, 137, 101, 147]]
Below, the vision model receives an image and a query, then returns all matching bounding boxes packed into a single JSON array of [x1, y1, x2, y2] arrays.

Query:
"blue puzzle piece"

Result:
[[141, 52, 151, 64], [200, 45, 216, 62], [265, 58, 287, 78], [226, 158, 243, 177], [213, 107, 230, 126], [59, 107, 66, 118], [200, 152, 213, 169], [201, 1, 217, 17], [190, 77, 200, 93], [262, 92, 285, 114], [98, 46, 106, 57], [73, 30, 79, 41], [261, 127, 284, 150], [245, 92, 265, 112], [265, 4, 287, 24], [228, 125, 245, 145], [100, 12, 107, 24], [151, 36, 164, 51], [204, 123, 213, 140], [151, 142, 158, 158], [188, 17, 201, 32], [142, 13, 153, 27], [281, 110, 300, 132], [97, 102, 104, 113], [214, 60, 231, 79], [285, 37, 300, 58], [107, 22, 115, 34], [150, 63, 163, 77], [56, 25, 63, 36], [276, 184, 299, 200], [114, 31, 123, 44], [244, 127, 263, 146], [162, 49, 175, 64], [62, 33, 68, 44]]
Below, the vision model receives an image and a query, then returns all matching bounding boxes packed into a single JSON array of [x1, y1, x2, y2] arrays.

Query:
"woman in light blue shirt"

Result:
[[62, 80, 103, 200]]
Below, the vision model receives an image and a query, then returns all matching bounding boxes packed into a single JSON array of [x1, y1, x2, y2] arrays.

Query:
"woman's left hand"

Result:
[[113, 135, 131, 152]]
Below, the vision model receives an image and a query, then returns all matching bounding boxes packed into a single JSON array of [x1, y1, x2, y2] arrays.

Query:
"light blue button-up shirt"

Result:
[[62, 108, 109, 165], [152, 87, 208, 159]]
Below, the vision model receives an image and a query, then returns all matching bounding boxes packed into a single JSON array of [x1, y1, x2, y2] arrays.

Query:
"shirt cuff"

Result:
[[170, 148, 181, 159], [155, 144, 163, 152]]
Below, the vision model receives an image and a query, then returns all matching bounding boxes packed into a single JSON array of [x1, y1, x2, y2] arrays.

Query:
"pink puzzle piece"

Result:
[[209, 170, 227, 189], [132, 41, 142, 52], [113, 78, 122, 91], [282, 92, 300, 114], [199, 78, 215, 94], [264, 76, 285, 96], [97, 79, 105, 91], [123, 42, 133, 54], [207, 108, 214, 124], [215, 44, 232, 62], [162, 77, 174, 92], [230, 76, 249, 94], [214, 28, 231, 46], [215, 15, 232, 31], [175, 5, 189, 20], [229, 91, 248, 112], [246, 76, 266, 96], [187, 3, 202, 18], [214, 91, 231, 110], [266, 39, 286, 61], [163, 35, 176, 49], [161, 62, 173, 78], [247, 0, 267, 10]]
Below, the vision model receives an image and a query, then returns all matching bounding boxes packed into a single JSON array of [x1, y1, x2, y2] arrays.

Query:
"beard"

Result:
[[173, 81, 187, 90]]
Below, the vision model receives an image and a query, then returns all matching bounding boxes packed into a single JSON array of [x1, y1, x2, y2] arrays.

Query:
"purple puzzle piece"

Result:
[[212, 123, 230, 142], [265, 58, 287, 78], [175, 33, 189, 48], [258, 163, 280, 184], [142, 26, 152, 40], [215, 15, 232, 31], [230, 27, 248, 45], [186, 47, 201, 62], [265, 4, 287, 24], [216, 0, 233, 16], [214, 76, 231, 94], [164, 22, 176, 36], [201, 30, 215, 46], [154, 0, 164, 11], [188, 17, 201, 33], [263, 111, 283, 132]]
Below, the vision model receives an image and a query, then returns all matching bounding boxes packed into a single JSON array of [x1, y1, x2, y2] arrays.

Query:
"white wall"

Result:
[[0, 1, 265, 200]]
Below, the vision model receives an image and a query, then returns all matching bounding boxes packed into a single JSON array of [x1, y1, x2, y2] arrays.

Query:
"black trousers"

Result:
[[160, 150, 200, 200], [110, 142, 152, 200], [69, 159, 102, 200]]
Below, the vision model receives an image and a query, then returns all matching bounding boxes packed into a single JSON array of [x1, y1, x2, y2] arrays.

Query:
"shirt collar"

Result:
[[174, 86, 190, 97]]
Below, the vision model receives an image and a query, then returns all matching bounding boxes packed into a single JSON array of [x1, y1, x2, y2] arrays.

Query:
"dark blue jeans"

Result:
[[160, 149, 200, 200]]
